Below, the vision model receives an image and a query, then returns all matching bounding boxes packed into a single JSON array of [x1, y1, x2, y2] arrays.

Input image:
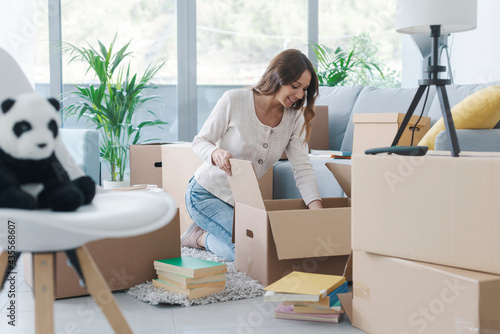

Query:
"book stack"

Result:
[[264, 271, 348, 323], [152, 256, 227, 300]]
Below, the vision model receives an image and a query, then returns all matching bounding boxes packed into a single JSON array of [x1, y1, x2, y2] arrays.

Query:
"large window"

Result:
[[60, 0, 178, 142], [196, 0, 308, 129], [319, 0, 401, 85], [3, 0, 403, 181], [0, 0, 50, 94], [197, 0, 308, 86]]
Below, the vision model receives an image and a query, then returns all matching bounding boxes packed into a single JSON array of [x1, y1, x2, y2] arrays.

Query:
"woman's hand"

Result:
[[308, 200, 323, 209], [212, 149, 234, 176]]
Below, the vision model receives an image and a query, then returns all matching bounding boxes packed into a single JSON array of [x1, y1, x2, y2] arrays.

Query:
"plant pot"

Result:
[[102, 180, 131, 190]]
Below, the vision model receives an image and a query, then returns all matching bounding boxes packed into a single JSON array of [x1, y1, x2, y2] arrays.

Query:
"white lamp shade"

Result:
[[396, 0, 477, 34]]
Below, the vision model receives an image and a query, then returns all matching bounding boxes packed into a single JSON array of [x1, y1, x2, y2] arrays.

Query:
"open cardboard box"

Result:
[[228, 159, 351, 286], [346, 250, 500, 334], [353, 113, 430, 154], [352, 151, 500, 275], [130, 142, 273, 234]]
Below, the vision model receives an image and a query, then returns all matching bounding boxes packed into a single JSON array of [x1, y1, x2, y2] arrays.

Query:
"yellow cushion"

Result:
[[419, 85, 500, 149]]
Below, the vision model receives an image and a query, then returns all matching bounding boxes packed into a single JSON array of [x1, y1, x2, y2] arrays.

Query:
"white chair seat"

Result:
[[0, 189, 177, 252]]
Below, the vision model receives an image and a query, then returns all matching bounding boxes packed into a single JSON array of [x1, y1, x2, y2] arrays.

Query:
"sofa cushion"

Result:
[[435, 129, 500, 152], [420, 85, 500, 150], [340, 86, 436, 152], [427, 80, 500, 126], [316, 85, 363, 150], [273, 159, 345, 200]]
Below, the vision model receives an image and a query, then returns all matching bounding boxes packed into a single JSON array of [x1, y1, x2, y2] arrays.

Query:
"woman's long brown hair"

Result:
[[252, 49, 319, 143]]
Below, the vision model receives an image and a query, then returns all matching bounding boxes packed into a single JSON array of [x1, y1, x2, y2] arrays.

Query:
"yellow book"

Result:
[[292, 305, 343, 314], [282, 299, 340, 309], [157, 274, 226, 289], [274, 304, 343, 323], [264, 271, 345, 299], [155, 270, 226, 285], [153, 278, 225, 300]]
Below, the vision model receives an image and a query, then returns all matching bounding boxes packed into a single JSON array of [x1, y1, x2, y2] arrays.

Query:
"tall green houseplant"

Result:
[[62, 36, 166, 182], [310, 41, 384, 87]]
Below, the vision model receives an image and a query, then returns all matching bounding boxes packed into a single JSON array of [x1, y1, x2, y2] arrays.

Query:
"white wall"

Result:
[[402, 0, 500, 87]]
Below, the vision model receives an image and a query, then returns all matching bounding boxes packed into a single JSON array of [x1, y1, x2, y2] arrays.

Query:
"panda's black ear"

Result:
[[47, 98, 60, 111], [1, 99, 15, 114]]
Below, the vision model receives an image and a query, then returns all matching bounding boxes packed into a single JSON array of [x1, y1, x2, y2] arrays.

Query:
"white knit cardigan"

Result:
[[193, 88, 321, 206]]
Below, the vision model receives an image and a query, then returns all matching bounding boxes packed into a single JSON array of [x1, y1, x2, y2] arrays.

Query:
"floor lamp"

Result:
[[391, 0, 477, 157]]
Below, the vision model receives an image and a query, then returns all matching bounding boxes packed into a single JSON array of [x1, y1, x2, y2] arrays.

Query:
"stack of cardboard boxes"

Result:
[[350, 151, 500, 333]]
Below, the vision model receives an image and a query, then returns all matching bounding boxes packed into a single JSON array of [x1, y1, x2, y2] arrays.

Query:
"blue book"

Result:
[[327, 281, 348, 307]]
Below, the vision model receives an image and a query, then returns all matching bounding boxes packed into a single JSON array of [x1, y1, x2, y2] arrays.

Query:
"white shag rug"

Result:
[[127, 247, 265, 307]]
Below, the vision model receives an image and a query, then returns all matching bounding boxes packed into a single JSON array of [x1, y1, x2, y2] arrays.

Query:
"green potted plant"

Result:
[[61, 35, 166, 188], [309, 37, 385, 87]]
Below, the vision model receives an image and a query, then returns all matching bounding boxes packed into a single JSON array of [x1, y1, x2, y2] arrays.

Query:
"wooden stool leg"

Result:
[[0, 252, 8, 290], [76, 246, 133, 334], [33, 253, 55, 334]]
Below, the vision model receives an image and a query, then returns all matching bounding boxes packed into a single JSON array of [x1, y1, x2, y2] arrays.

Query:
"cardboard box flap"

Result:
[[353, 113, 430, 126], [268, 209, 351, 260], [325, 162, 351, 198], [338, 292, 353, 321], [228, 159, 265, 210]]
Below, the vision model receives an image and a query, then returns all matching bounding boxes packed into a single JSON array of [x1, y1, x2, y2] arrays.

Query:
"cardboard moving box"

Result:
[[353, 113, 430, 154], [24, 209, 181, 299], [130, 143, 203, 234], [280, 105, 329, 160], [352, 151, 500, 275], [352, 250, 500, 334], [130, 142, 273, 234], [228, 159, 351, 286]]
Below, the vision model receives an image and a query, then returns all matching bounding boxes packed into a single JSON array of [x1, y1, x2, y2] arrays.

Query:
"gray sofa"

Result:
[[273, 81, 500, 200]]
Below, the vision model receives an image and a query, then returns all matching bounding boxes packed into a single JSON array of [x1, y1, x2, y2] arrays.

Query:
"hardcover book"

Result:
[[281, 281, 348, 308], [282, 298, 342, 310], [154, 256, 227, 278], [264, 271, 346, 299], [274, 304, 343, 323], [156, 269, 226, 286], [157, 274, 226, 289], [153, 278, 225, 300]]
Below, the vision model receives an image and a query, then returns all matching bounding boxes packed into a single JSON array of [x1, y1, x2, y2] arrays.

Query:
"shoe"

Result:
[[181, 222, 205, 249]]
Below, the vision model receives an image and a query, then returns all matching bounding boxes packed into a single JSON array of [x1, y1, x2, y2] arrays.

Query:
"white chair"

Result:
[[0, 48, 179, 333], [0, 189, 177, 333]]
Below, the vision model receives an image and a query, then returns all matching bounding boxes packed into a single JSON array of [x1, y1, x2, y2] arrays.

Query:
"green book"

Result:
[[154, 256, 227, 278]]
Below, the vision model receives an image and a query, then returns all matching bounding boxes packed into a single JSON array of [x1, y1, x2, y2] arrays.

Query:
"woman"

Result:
[[182, 49, 322, 260]]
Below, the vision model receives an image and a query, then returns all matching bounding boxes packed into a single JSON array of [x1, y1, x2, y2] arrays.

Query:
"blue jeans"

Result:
[[185, 177, 235, 261]]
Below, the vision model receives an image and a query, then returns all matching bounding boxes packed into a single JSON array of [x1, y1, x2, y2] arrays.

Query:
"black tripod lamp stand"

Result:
[[392, 0, 477, 157]]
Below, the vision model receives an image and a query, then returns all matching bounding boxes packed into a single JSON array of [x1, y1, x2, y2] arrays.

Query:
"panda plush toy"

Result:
[[0, 92, 95, 212]]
